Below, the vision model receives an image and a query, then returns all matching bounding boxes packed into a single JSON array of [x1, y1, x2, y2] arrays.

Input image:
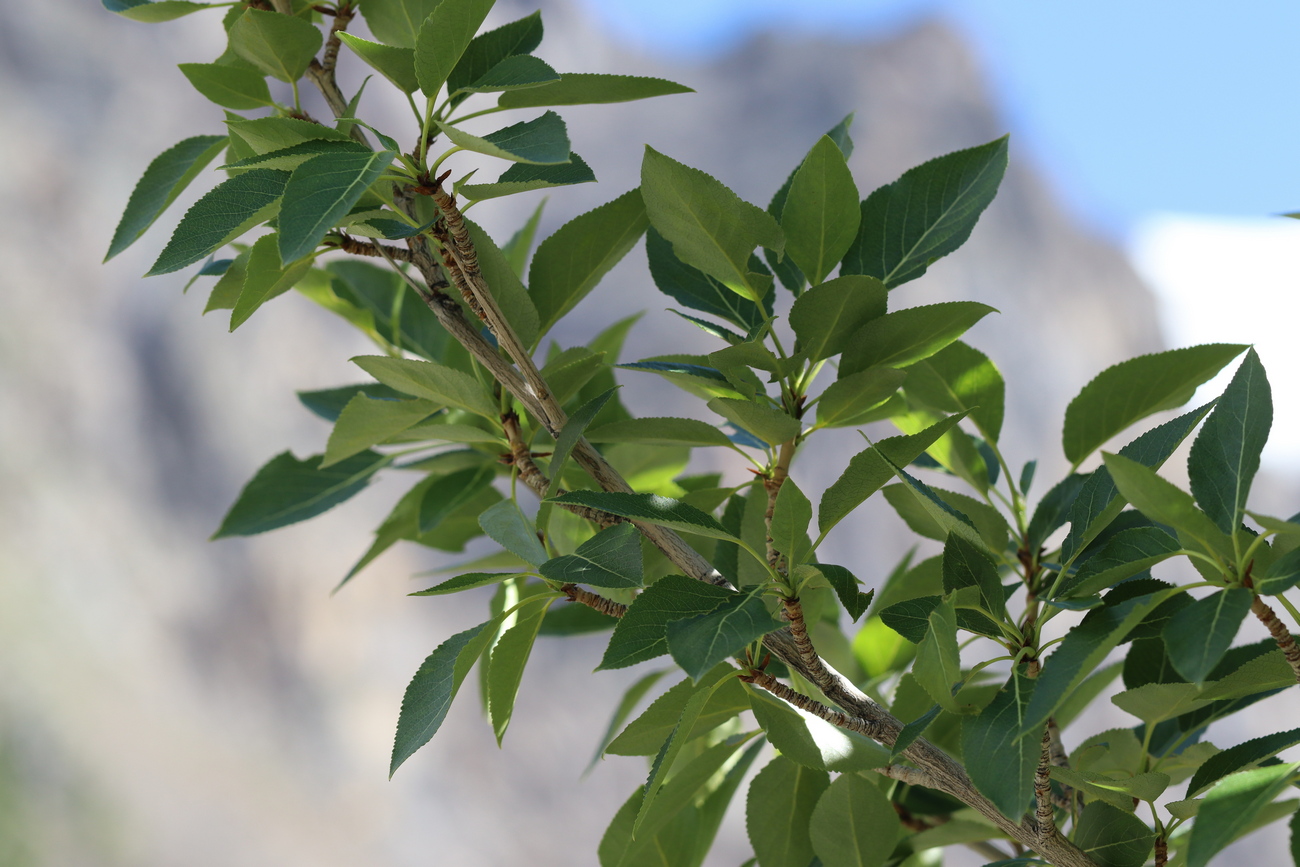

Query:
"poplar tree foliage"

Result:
[[105, 2, 1300, 865]]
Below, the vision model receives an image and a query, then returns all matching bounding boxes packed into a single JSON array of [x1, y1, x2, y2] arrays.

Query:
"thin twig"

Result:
[[1047, 716, 1075, 809], [328, 234, 413, 260], [742, 669, 891, 742], [561, 584, 628, 618], [876, 764, 933, 787], [1252, 595, 1300, 683]]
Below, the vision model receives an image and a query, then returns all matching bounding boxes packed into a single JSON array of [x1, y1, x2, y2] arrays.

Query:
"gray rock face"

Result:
[[0, 2, 1170, 865]]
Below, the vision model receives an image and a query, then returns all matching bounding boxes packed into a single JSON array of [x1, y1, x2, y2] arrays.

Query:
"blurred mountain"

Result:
[[0, 2, 1170, 865]]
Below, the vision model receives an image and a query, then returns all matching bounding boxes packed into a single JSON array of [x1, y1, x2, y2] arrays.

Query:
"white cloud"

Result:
[[1130, 213, 1300, 472]]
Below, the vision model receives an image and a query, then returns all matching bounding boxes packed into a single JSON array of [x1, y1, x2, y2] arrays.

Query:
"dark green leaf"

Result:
[[446, 10, 543, 102], [222, 139, 371, 173], [1102, 453, 1232, 559], [840, 301, 997, 376], [226, 116, 352, 155], [106, 135, 228, 262], [809, 770, 900, 867], [646, 227, 770, 331], [746, 756, 829, 867], [228, 9, 322, 82], [147, 168, 289, 275], [297, 382, 408, 422], [327, 260, 450, 361], [1063, 345, 1247, 465], [544, 386, 616, 501], [667, 590, 783, 681], [417, 465, 495, 533], [213, 450, 387, 538], [781, 135, 860, 284], [1163, 588, 1252, 682], [815, 367, 908, 428], [478, 500, 548, 567], [747, 687, 889, 773], [1188, 348, 1272, 533], [598, 575, 736, 670], [1075, 801, 1157, 867], [963, 668, 1037, 819], [230, 231, 313, 329], [436, 111, 571, 164], [337, 33, 418, 93], [816, 564, 873, 621], [912, 598, 962, 711], [278, 150, 396, 263], [771, 479, 813, 566], [1188, 727, 1300, 797], [488, 595, 552, 743], [880, 472, 983, 550], [842, 136, 1008, 288], [360, 0, 440, 49], [413, 0, 495, 94], [463, 219, 541, 349], [410, 571, 519, 597], [1187, 763, 1299, 867], [547, 492, 736, 541], [178, 62, 273, 109], [497, 73, 693, 108], [529, 188, 648, 336], [586, 417, 734, 449], [706, 398, 800, 446], [323, 393, 438, 466], [389, 618, 497, 775], [454, 54, 557, 93], [789, 275, 886, 362], [1025, 473, 1087, 552], [539, 523, 644, 589], [1257, 546, 1300, 595], [460, 153, 597, 200], [942, 532, 1005, 618], [1056, 526, 1182, 599], [902, 340, 1005, 440]]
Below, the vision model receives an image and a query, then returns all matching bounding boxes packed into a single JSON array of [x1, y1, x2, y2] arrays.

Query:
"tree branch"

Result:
[[1035, 727, 1057, 840], [1251, 595, 1300, 683]]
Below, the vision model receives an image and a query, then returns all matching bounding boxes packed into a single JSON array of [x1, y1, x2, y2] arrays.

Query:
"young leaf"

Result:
[[814, 564, 873, 621], [598, 575, 736, 670], [445, 10, 543, 102], [460, 153, 597, 200], [706, 398, 800, 446], [780, 135, 860, 285], [278, 150, 396, 263], [912, 597, 962, 711], [788, 275, 887, 362], [414, 0, 496, 95], [645, 228, 771, 332], [228, 9, 323, 83], [1062, 344, 1247, 465], [666, 590, 783, 681], [1163, 588, 1252, 682], [147, 168, 289, 275], [1102, 453, 1233, 559], [529, 188, 648, 336], [337, 33, 419, 93], [323, 393, 439, 467], [586, 417, 735, 449], [106, 135, 228, 262], [497, 73, 693, 108], [547, 492, 737, 542], [417, 465, 495, 534], [351, 355, 497, 418], [1187, 763, 1300, 867], [809, 770, 900, 867], [841, 136, 1008, 288], [902, 341, 1005, 441], [1188, 348, 1272, 533], [962, 668, 1037, 819], [389, 618, 498, 775], [435, 112, 571, 164], [213, 450, 388, 538], [488, 595, 552, 743], [641, 147, 783, 302], [230, 231, 313, 330], [478, 500, 549, 567], [746, 687, 890, 773], [1187, 727, 1300, 797], [815, 367, 908, 429], [1074, 801, 1157, 867], [539, 523, 644, 589], [178, 63, 273, 110], [839, 301, 997, 376], [360, 0, 440, 49], [746, 756, 829, 867]]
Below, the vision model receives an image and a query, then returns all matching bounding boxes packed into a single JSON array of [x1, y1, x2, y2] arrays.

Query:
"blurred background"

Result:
[[1, 1, 1297, 864]]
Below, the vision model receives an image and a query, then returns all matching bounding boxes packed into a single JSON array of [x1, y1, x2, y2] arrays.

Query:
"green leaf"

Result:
[[539, 523, 644, 589], [359, 0, 439, 49], [1021, 590, 1170, 735], [1163, 588, 1252, 682], [1052, 767, 1169, 810], [229, 231, 313, 330], [543, 387, 616, 500], [599, 575, 736, 670], [213, 450, 387, 538], [228, 9, 322, 83], [815, 564, 873, 621], [880, 473, 983, 550], [436, 111, 570, 164], [818, 412, 966, 535], [781, 135, 860, 285], [913, 598, 962, 711], [1062, 402, 1216, 561], [666, 590, 783, 681], [1074, 801, 1156, 867], [1063, 345, 1248, 465], [462, 219, 541, 349], [1055, 526, 1182, 599], [641, 147, 783, 302], [106, 135, 228, 262], [942, 532, 1005, 618], [809, 771, 900, 867], [325, 260, 450, 361], [446, 10, 543, 102], [278, 149, 396, 264], [1188, 348, 1272, 533], [1025, 473, 1087, 552], [962, 668, 1037, 819], [771, 479, 813, 566], [488, 595, 552, 743], [645, 228, 772, 332], [178, 62, 273, 109], [746, 756, 829, 867], [1110, 682, 1212, 725], [222, 139, 371, 173], [389, 618, 497, 775], [297, 382, 409, 422], [789, 275, 887, 362], [351, 355, 497, 418], [1188, 763, 1300, 867], [478, 500, 549, 567], [529, 188, 648, 336], [413, 0, 495, 94], [417, 465, 495, 533], [1102, 453, 1233, 559], [586, 417, 734, 449], [322, 393, 438, 467], [547, 492, 736, 542], [815, 367, 908, 429], [706, 398, 800, 446], [1188, 727, 1300, 797], [147, 168, 289, 275], [226, 116, 352, 155], [840, 301, 997, 376], [498, 73, 693, 108], [411, 571, 520, 597], [337, 33, 418, 93], [104, 0, 216, 22], [589, 669, 669, 770], [842, 136, 1008, 288], [1257, 546, 1300, 595], [902, 340, 1005, 441], [1198, 648, 1295, 702], [501, 197, 547, 276], [746, 687, 890, 773], [460, 153, 597, 200], [605, 666, 748, 755], [453, 54, 557, 93]]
